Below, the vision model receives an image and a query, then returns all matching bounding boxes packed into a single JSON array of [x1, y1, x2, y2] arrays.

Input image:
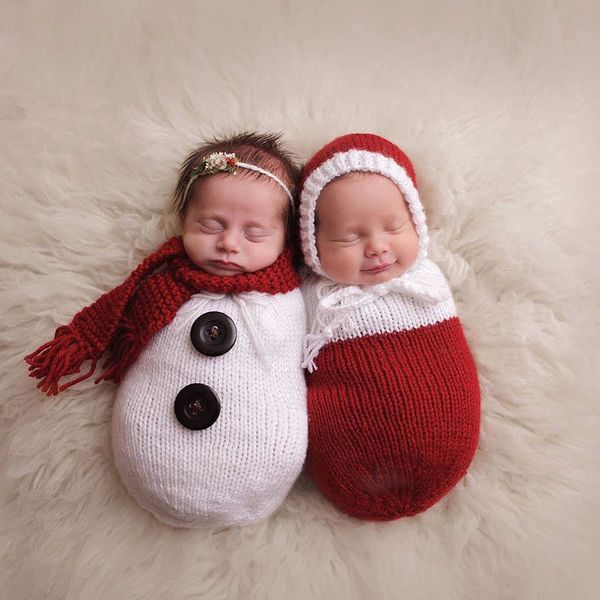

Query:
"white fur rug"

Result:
[[2, 1, 599, 599]]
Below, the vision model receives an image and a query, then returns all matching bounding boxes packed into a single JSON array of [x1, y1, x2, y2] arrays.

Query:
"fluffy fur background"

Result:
[[1, 1, 599, 598]]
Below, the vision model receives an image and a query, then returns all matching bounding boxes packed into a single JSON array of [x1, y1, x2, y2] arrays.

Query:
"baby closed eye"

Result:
[[245, 228, 272, 241], [386, 222, 408, 233], [331, 235, 361, 245], [197, 219, 224, 233]]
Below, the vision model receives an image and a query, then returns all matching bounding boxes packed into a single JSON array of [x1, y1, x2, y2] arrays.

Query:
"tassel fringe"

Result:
[[24, 326, 96, 396], [23, 324, 146, 396], [94, 328, 141, 385]]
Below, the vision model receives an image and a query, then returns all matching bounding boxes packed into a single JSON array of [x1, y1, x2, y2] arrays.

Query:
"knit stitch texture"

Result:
[[24, 237, 307, 527], [113, 289, 308, 528], [302, 275, 480, 520]]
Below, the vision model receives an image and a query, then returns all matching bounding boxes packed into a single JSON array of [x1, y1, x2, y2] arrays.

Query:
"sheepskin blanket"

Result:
[[1, 1, 599, 598]]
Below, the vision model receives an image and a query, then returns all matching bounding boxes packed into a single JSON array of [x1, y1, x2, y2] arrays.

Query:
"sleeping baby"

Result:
[[298, 133, 481, 521], [25, 132, 308, 528]]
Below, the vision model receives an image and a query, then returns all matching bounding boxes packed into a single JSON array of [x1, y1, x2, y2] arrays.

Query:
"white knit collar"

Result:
[[302, 259, 451, 372]]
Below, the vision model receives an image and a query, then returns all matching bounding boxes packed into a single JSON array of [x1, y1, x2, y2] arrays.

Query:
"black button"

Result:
[[174, 384, 221, 430], [190, 311, 237, 356]]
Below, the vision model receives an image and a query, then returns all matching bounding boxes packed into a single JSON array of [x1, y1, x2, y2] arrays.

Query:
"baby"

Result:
[[298, 133, 481, 521], [25, 132, 308, 528]]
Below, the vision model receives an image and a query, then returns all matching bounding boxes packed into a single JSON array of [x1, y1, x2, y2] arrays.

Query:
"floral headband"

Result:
[[183, 152, 294, 208]]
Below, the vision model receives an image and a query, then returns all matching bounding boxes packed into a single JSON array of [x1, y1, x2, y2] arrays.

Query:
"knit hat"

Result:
[[299, 133, 429, 278]]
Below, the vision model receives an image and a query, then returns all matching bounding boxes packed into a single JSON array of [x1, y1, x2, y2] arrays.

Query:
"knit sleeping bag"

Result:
[[25, 237, 308, 528], [301, 262, 480, 521], [113, 288, 307, 528]]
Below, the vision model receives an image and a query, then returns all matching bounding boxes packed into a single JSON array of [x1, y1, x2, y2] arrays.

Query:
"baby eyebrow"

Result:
[[245, 221, 273, 229], [327, 224, 361, 234], [194, 212, 277, 228], [195, 212, 225, 221]]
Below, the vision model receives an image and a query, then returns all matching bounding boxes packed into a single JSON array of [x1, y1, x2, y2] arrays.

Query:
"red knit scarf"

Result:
[[25, 236, 301, 396]]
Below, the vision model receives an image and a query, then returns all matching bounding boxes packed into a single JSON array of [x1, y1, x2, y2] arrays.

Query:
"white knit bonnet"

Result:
[[298, 133, 429, 278]]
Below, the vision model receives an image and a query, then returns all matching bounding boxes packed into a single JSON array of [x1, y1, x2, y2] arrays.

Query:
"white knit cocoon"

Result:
[[111, 289, 308, 528]]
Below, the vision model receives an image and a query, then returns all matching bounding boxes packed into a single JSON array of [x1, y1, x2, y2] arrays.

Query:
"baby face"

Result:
[[182, 174, 286, 276], [315, 172, 419, 285]]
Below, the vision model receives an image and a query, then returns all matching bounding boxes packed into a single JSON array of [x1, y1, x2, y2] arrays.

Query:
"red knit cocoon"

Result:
[[305, 317, 480, 521]]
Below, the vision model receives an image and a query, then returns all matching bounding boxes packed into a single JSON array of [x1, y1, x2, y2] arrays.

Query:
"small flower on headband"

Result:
[[183, 150, 293, 207], [191, 152, 239, 178]]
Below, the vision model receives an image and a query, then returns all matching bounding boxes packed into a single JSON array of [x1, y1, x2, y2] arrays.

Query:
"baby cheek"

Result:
[[183, 230, 211, 258], [320, 243, 359, 274], [248, 226, 286, 269], [401, 230, 420, 263], [258, 237, 283, 261], [259, 226, 285, 258], [181, 231, 196, 256], [315, 238, 334, 265]]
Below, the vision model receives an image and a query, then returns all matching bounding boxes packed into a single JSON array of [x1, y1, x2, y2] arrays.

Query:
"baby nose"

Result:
[[217, 229, 241, 252], [365, 237, 389, 256]]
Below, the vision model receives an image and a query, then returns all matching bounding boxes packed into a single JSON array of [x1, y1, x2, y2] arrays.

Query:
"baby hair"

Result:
[[172, 131, 300, 236]]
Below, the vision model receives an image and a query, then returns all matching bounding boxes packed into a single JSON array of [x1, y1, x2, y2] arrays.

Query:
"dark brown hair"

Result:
[[172, 131, 300, 237]]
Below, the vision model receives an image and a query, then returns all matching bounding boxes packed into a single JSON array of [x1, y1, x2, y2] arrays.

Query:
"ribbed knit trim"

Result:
[[299, 149, 429, 277]]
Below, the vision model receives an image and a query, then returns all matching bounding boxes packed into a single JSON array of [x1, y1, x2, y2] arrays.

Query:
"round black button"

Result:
[[174, 384, 221, 430], [190, 311, 237, 356]]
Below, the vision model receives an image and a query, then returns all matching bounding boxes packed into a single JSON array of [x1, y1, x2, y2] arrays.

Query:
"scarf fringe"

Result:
[[24, 324, 142, 393], [94, 323, 141, 384], [24, 326, 97, 396]]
